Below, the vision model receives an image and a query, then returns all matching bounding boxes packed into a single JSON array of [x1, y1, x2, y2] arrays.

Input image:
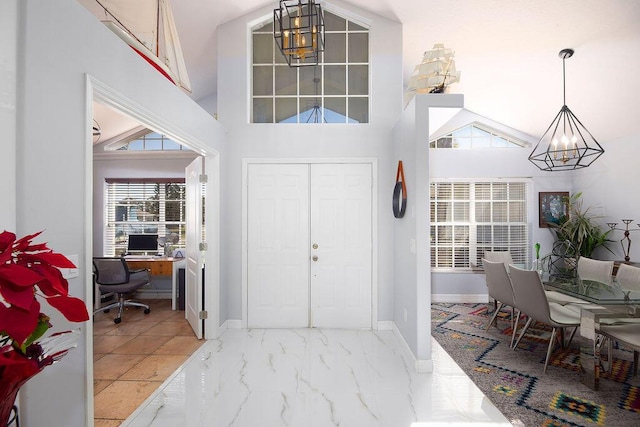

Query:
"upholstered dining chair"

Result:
[[483, 259, 519, 348], [599, 323, 640, 376], [577, 256, 614, 284], [509, 266, 581, 373], [93, 257, 151, 324], [483, 250, 513, 272], [597, 263, 640, 374], [616, 263, 640, 292]]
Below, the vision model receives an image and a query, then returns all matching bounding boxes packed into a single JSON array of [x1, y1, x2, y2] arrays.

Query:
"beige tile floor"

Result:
[[93, 299, 204, 426]]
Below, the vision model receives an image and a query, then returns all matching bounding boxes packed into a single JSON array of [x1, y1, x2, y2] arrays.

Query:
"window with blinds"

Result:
[[430, 179, 530, 269], [104, 179, 186, 256]]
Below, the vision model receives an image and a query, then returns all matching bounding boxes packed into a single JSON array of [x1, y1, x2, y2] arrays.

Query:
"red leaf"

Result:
[[0, 264, 44, 287], [45, 295, 89, 322], [0, 230, 16, 252], [13, 231, 43, 252], [0, 283, 35, 310], [0, 350, 41, 387], [30, 264, 68, 296], [27, 252, 76, 269], [24, 243, 49, 252], [0, 300, 40, 345]]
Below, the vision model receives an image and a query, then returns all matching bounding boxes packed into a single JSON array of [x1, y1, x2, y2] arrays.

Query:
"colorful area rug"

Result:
[[431, 303, 640, 427]]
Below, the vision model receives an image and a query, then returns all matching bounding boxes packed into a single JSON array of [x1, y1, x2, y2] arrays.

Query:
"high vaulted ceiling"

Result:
[[86, 0, 640, 144]]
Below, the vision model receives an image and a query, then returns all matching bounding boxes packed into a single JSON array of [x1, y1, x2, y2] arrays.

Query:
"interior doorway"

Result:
[[245, 161, 375, 329], [87, 76, 221, 423]]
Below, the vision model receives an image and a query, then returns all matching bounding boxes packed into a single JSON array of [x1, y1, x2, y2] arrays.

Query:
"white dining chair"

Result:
[[577, 257, 614, 285], [483, 259, 519, 347], [598, 323, 640, 376], [484, 250, 513, 272], [509, 266, 581, 373], [616, 263, 640, 292], [599, 263, 640, 374]]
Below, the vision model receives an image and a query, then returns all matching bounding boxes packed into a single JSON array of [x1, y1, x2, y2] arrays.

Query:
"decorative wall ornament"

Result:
[[538, 191, 569, 228], [393, 161, 407, 218], [607, 220, 640, 262]]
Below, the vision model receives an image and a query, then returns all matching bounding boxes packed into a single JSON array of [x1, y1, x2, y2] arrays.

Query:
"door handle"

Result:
[[312, 255, 319, 262], [312, 243, 318, 249]]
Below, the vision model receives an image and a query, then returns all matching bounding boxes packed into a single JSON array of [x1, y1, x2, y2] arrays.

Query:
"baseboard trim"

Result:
[[391, 322, 433, 373], [432, 294, 488, 303], [219, 319, 242, 331], [377, 321, 393, 331]]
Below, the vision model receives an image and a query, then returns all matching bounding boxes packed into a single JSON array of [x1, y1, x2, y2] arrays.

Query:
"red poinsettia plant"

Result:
[[0, 230, 90, 423]]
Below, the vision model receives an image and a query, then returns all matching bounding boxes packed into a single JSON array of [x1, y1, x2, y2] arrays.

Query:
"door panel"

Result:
[[310, 164, 372, 328], [247, 164, 310, 328], [185, 156, 204, 338], [247, 163, 372, 329]]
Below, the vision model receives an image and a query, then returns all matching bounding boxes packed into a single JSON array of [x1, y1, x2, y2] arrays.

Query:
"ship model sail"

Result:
[[79, 0, 192, 93], [405, 43, 460, 100]]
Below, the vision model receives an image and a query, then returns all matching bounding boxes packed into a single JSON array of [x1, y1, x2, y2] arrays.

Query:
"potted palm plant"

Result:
[[548, 192, 613, 258]]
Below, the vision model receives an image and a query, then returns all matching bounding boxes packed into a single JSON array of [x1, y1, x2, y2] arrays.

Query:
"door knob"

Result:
[[312, 255, 319, 262], [312, 243, 318, 249]]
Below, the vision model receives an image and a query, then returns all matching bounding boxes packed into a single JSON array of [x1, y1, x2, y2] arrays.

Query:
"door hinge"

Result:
[[199, 242, 208, 251], [199, 310, 208, 320], [199, 174, 208, 183]]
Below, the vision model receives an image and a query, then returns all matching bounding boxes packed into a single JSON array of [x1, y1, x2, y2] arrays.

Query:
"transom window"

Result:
[[430, 124, 526, 149], [104, 179, 186, 256], [252, 10, 369, 123], [114, 131, 185, 151], [430, 179, 530, 270]]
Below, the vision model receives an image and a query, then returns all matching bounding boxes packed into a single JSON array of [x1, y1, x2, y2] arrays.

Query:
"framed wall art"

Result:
[[538, 191, 569, 228]]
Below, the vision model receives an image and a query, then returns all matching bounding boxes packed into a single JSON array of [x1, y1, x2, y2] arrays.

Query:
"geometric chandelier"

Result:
[[273, 0, 325, 67], [528, 48, 605, 171]]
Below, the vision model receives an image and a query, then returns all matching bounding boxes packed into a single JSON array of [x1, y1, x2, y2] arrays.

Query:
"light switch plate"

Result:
[[60, 254, 79, 279]]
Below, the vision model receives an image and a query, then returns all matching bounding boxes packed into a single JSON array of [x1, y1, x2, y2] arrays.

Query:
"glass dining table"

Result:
[[544, 274, 640, 390]]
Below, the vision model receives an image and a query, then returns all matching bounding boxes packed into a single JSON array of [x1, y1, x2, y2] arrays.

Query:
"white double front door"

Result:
[[247, 163, 372, 329]]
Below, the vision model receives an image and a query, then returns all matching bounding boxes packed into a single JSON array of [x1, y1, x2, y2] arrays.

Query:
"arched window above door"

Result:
[[251, 9, 370, 124]]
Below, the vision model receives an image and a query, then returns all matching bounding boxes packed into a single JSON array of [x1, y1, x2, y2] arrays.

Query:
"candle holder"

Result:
[[607, 219, 640, 262]]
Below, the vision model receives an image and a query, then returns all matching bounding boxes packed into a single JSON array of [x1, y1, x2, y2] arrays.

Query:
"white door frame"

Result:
[[86, 76, 221, 422], [241, 157, 378, 329]]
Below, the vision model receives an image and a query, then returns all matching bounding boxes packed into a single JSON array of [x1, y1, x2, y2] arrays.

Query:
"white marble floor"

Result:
[[122, 329, 511, 427]]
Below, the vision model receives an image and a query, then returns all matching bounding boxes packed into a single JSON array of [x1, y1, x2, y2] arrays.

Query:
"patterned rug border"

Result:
[[431, 302, 640, 427]]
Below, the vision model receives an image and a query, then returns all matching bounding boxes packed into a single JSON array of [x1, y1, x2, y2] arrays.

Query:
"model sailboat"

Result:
[[80, 0, 192, 93], [405, 43, 460, 102]]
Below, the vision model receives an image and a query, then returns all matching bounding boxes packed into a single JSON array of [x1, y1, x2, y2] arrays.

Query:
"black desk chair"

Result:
[[93, 257, 151, 324]]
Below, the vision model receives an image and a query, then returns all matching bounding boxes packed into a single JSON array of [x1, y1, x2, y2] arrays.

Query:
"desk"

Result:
[[545, 276, 640, 390], [125, 257, 186, 310]]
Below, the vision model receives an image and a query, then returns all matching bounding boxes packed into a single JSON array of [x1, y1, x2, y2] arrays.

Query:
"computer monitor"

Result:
[[127, 234, 158, 253]]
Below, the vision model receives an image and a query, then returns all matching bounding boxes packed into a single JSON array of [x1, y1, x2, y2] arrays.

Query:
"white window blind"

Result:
[[430, 179, 530, 269], [104, 179, 186, 256]]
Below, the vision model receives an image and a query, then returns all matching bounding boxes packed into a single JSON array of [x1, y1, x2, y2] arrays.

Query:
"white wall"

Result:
[[392, 94, 463, 366], [216, 0, 402, 323], [15, 1, 224, 425], [0, 0, 17, 231], [574, 133, 640, 262], [429, 112, 574, 298], [93, 154, 198, 255]]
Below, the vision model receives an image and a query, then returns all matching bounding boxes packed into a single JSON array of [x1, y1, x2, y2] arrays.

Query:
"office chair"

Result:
[[93, 257, 151, 324]]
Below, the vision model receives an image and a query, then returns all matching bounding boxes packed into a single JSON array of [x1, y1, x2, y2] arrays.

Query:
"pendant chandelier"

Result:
[[273, 0, 325, 67], [528, 48, 604, 171]]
